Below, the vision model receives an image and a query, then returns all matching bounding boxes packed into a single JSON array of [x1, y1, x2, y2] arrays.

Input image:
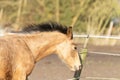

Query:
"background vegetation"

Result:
[[0, 0, 120, 45]]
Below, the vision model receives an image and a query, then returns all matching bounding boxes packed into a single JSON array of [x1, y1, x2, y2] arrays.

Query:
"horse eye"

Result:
[[74, 46, 77, 50]]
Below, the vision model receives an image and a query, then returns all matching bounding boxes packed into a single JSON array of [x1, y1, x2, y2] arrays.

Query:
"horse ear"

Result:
[[67, 26, 73, 39]]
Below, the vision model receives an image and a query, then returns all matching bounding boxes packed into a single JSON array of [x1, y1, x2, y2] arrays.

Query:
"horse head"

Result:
[[55, 27, 81, 71]]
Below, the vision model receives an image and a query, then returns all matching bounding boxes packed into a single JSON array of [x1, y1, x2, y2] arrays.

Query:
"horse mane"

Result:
[[21, 22, 68, 34]]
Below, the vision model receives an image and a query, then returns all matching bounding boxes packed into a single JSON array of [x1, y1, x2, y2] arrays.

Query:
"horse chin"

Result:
[[69, 65, 81, 71], [70, 68, 76, 71], [67, 64, 80, 71], [69, 66, 76, 71]]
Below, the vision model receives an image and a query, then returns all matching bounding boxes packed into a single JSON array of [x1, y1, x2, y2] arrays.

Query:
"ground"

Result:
[[29, 44, 120, 80]]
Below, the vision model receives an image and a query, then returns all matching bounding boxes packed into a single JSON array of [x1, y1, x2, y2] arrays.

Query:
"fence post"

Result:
[[106, 21, 114, 44]]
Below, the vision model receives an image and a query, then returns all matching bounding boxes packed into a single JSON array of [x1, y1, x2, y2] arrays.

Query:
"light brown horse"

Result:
[[0, 22, 81, 80]]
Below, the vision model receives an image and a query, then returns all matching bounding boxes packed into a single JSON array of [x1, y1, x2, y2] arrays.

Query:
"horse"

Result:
[[0, 22, 81, 80]]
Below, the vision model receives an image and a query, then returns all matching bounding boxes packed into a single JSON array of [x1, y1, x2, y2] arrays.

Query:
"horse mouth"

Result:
[[69, 65, 81, 71], [70, 67, 76, 71], [74, 65, 82, 71]]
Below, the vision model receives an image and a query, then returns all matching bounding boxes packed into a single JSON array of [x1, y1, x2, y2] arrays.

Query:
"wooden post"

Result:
[[106, 21, 114, 44], [56, 0, 59, 22], [0, 9, 3, 23]]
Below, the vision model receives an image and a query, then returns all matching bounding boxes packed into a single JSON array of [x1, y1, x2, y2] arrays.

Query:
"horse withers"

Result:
[[0, 22, 81, 80]]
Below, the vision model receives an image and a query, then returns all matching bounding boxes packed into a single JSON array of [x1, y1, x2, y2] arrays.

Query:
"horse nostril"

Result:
[[79, 65, 82, 70], [74, 65, 82, 71]]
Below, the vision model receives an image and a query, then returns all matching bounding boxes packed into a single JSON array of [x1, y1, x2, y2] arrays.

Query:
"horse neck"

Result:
[[23, 32, 67, 62]]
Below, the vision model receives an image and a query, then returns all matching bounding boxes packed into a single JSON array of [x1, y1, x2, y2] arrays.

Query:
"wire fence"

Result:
[[73, 34, 120, 56], [73, 34, 120, 80], [73, 35, 120, 40]]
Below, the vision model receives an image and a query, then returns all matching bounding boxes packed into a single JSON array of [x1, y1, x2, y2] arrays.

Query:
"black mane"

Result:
[[21, 22, 68, 34]]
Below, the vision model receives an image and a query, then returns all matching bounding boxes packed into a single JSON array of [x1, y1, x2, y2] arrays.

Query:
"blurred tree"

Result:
[[0, 0, 120, 34]]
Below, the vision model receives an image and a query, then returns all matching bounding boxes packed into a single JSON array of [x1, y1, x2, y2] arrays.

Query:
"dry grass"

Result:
[[0, 0, 120, 45]]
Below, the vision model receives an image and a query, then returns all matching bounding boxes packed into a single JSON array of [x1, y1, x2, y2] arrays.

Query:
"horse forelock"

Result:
[[21, 22, 68, 34]]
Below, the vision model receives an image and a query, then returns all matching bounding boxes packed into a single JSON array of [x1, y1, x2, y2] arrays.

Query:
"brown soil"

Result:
[[29, 44, 120, 80]]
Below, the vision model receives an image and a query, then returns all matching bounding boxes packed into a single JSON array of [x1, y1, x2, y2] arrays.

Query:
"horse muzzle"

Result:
[[75, 65, 82, 71]]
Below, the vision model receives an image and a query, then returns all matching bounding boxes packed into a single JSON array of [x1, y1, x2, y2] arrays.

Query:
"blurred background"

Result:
[[0, 0, 120, 45], [1, 1, 120, 80]]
